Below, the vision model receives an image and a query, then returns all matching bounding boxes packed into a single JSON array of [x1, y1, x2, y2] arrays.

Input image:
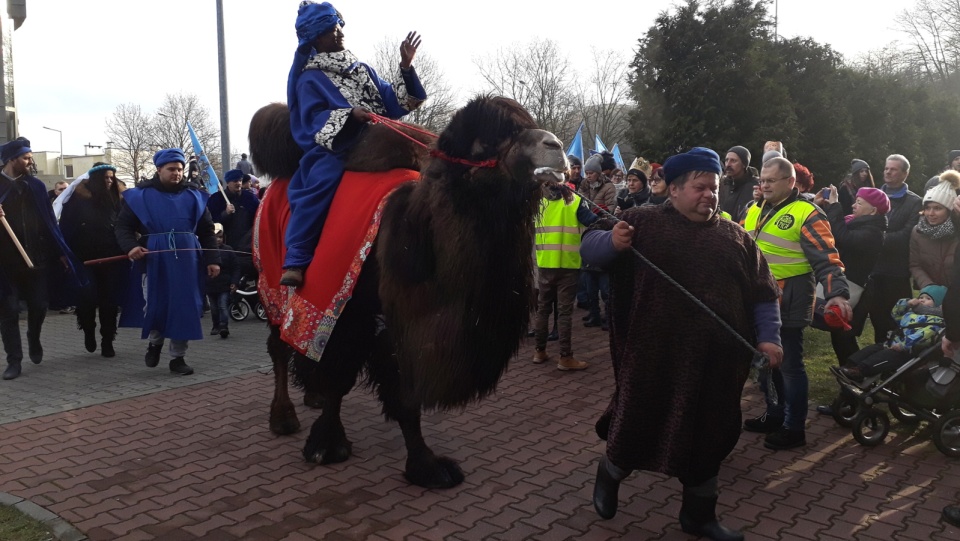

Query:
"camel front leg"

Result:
[[268, 325, 300, 435], [396, 404, 465, 489]]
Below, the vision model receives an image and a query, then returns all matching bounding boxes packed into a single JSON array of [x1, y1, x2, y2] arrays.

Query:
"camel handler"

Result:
[[280, 1, 427, 287], [580, 147, 783, 541], [741, 156, 851, 450], [115, 148, 220, 376], [0, 137, 81, 380]]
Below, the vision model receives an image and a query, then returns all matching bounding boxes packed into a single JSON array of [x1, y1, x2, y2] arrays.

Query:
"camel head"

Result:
[[248, 103, 304, 180], [427, 96, 567, 198]]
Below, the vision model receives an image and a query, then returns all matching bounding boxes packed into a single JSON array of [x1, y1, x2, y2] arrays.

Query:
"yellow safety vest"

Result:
[[743, 199, 815, 280], [535, 195, 584, 269]]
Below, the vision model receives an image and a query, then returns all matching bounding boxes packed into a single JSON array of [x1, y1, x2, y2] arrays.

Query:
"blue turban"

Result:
[[296, 2, 343, 49], [1, 137, 31, 163], [662, 147, 723, 184], [224, 169, 243, 183], [153, 148, 186, 168]]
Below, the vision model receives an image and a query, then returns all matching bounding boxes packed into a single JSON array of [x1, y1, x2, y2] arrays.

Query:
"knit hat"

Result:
[[662, 147, 723, 184], [224, 169, 243, 183], [567, 155, 582, 167], [584, 154, 603, 174], [1, 137, 31, 163], [948, 150, 960, 164], [923, 170, 960, 210], [727, 145, 751, 168], [153, 148, 186, 168], [920, 285, 948, 307], [850, 159, 870, 174], [761, 150, 781, 164], [856, 187, 890, 215], [627, 157, 652, 181], [213, 223, 224, 235]]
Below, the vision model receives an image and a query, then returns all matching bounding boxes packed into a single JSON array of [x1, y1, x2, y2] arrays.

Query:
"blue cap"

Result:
[[153, 148, 186, 168], [662, 147, 723, 184], [1, 137, 31, 163]]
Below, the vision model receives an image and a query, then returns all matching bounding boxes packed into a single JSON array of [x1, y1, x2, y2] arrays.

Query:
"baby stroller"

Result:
[[828, 331, 960, 456], [229, 274, 268, 322]]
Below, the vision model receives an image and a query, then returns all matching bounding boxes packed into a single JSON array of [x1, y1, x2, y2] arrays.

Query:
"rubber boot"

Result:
[[678, 491, 744, 541]]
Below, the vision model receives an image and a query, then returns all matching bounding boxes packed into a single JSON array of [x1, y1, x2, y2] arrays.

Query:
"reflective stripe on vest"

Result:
[[743, 200, 814, 280], [535, 195, 583, 269]]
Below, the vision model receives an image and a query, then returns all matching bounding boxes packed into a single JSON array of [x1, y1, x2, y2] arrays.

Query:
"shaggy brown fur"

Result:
[[257, 97, 567, 488]]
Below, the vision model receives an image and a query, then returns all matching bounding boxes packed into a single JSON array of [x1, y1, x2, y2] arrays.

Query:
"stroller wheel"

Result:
[[933, 411, 960, 457], [255, 301, 268, 321], [852, 409, 889, 447], [230, 299, 251, 321], [831, 394, 860, 428], [888, 403, 921, 425]]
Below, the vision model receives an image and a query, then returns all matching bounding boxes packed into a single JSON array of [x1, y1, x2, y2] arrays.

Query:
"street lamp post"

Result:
[[42, 126, 63, 177]]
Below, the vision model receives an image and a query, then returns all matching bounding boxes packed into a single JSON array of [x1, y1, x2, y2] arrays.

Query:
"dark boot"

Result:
[[83, 328, 97, 353], [169, 356, 194, 375], [679, 492, 744, 541], [943, 504, 960, 527], [27, 332, 42, 365], [593, 457, 627, 520], [219, 327, 229, 339], [77, 306, 97, 353], [144, 342, 162, 367], [100, 339, 115, 358], [279, 267, 304, 287], [2, 362, 21, 380]]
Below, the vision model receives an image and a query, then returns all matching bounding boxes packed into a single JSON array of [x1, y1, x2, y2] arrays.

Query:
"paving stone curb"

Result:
[[0, 491, 88, 541]]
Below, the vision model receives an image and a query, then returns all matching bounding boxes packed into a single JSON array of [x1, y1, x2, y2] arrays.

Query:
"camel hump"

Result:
[[344, 123, 434, 174]]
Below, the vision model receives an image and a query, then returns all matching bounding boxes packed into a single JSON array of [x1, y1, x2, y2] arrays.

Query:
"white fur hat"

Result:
[[924, 170, 960, 210]]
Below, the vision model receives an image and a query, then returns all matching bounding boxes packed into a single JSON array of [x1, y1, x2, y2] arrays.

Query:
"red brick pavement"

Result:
[[2, 321, 960, 540]]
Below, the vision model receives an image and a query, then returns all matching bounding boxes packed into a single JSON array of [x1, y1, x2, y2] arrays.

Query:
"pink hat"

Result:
[[856, 187, 891, 215]]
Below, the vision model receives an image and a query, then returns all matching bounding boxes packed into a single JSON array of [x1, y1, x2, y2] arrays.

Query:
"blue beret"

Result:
[[153, 148, 186, 168], [296, 2, 343, 48], [1, 137, 31, 163], [662, 147, 723, 184], [224, 169, 243, 182]]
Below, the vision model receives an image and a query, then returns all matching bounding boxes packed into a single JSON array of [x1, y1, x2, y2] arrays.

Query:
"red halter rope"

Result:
[[367, 113, 499, 169]]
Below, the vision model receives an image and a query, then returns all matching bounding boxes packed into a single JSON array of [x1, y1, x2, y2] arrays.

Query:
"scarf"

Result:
[[882, 183, 908, 199], [916, 217, 956, 240]]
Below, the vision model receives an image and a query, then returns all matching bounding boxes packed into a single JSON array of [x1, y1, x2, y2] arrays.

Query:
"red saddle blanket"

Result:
[[254, 168, 419, 360]]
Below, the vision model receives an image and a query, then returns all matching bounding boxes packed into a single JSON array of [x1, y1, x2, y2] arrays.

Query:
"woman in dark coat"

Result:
[[59, 163, 126, 356], [838, 159, 875, 216], [816, 185, 888, 413]]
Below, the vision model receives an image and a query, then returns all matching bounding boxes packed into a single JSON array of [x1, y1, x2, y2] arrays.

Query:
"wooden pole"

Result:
[[0, 214, 34, 269]]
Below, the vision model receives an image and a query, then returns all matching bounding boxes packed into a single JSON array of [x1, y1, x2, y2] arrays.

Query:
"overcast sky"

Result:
[[12, 0, 910, 158]]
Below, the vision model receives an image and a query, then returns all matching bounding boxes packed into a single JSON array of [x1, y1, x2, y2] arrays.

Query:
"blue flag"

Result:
[[187, 121, 221, 195], [612, 144, 626, 172], [594, 134, 608, 153], [565, 121, 584, 165]]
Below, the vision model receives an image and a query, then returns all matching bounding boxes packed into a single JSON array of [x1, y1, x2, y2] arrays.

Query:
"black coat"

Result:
[[616, 187, 651, 211], [59, 181, 125, 262], [205, 244, 241, 294], [825, 204, 887, 287], [873, 188, 922, 278]]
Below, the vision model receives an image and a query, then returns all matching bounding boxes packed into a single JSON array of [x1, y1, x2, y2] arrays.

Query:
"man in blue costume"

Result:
[[207, 168, 260, 253], [115, 148, 221, 376], [279, 0, 427, 287], [0, 137, 80, 380]]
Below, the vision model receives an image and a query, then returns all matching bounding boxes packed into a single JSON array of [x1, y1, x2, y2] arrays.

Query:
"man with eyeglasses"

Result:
[[742, 157, 851, 451]]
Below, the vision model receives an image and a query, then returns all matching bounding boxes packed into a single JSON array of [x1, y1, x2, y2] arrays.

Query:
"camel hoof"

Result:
[[404, 455, 465, 489], [303, 391, 324, 409], [303, 438, 352, 465]]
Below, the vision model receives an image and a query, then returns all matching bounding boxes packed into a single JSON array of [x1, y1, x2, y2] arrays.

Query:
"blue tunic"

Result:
[[283, 50, 426, 268], [122, 186, 208, 340]]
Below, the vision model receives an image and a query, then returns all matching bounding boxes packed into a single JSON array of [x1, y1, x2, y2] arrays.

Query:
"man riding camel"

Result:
[[280, 0, 427, 287]]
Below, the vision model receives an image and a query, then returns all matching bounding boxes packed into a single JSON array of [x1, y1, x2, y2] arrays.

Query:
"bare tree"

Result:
[[105, 103, 153, 181], [150, 92, 223, 173], [473, 39, 580, 139], [577, 48, 634, 152], [896, 0, 960, 84], [370, 38, 457, 134]]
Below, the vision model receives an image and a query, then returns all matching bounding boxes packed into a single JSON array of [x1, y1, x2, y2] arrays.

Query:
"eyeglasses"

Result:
[[758, 176, 791, 186]]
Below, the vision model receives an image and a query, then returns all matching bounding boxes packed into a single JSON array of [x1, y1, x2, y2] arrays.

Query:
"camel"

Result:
[[251, 97, 567, 488]]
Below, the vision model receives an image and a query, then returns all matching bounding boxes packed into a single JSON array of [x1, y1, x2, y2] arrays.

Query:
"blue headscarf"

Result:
[[153, 148, 186, 168], [1, 137, 31, 163], [224, 169, 243, 182], [662, 147, 723, 184], [288, 2, 344, 110]]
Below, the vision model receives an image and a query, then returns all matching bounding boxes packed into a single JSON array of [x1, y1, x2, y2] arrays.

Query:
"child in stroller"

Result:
[[840, 285, 946, 381]]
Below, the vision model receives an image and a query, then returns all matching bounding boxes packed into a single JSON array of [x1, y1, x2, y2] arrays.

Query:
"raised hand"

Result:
[[399, 31, 421, 69]]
